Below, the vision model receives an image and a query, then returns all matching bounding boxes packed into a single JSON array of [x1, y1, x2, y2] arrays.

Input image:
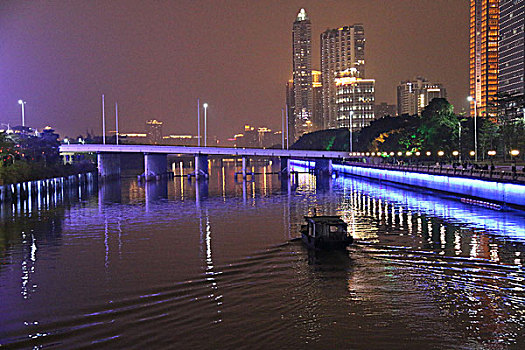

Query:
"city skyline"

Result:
[[0, 0, 469, 140]]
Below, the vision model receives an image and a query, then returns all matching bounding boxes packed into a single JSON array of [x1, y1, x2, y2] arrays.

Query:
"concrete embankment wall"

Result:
[[0, 172, 96, 204], [333, 164, 524, 207]]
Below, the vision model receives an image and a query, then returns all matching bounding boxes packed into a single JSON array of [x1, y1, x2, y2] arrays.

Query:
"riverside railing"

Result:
[[341, 162, 525, 185], [0, 172, 96, 204]]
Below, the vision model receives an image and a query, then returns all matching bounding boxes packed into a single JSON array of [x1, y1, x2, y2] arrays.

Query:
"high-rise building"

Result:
[[374, 102, 397, 118], [470, 0, 499, 117], [146, 119, 163, 144], [285, 79, 295, 144], [312, 70, 323, 131], [397, 77, 447, 116], [499, 0, 524, 98], [292, 8, 313, 140], [321, 24, 365, 129], [334, 70, 375, 130]]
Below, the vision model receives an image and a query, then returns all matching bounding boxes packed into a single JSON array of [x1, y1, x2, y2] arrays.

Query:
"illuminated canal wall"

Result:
[[290, 160, 525, 208]]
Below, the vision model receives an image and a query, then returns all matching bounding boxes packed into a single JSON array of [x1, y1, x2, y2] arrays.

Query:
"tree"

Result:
[[417, 98, 460, 153], [358, 114, 420, 152]]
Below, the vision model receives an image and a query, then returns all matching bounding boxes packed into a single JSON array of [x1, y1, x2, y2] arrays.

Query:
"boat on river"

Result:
[[300, 215, 353, 250]]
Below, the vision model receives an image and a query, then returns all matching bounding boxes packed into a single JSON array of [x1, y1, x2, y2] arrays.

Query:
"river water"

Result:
[[1, 163, 524, 349]]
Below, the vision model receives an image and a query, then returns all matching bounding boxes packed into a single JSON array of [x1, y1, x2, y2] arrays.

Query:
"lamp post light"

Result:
[[197, 98, 201, 147], [348, 111, 354, 153], [467, 96, 477, 162], [18, 99, 26, 127], [101, 94, 106, 144], [510, 149, 520, 174], [281, 109, 285, 150], [115, 102, 119, 145], [458, 121, 462, 163], [203, 103, 208, 147]]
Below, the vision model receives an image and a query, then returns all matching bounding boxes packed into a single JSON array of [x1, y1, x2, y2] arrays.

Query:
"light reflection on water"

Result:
[[0, 163, 524, 349]]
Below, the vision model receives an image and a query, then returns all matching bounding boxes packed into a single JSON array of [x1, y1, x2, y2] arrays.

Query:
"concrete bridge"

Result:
[[59, 144, 350, 180]]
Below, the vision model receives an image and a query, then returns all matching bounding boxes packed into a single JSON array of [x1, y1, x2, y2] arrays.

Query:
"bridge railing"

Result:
[[341, 162, 525, 185]]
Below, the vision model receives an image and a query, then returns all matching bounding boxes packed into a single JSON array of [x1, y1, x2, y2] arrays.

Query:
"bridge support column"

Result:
[[280, 157, 290, 177], [97, 153, 121, 179], [144, 153, 168, 180], [242, 157, 247, 179], [315, 159, 333, 176], [195, 154, 209, 180]]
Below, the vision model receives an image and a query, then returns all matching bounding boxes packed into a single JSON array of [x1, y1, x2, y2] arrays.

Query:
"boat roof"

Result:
[[304, 216, 347, 225]]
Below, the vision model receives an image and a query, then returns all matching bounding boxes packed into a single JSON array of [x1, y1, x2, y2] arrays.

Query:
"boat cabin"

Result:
[[304, 216, 348, 240]]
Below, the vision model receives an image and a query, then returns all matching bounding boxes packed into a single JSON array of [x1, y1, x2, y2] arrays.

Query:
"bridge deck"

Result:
[[59, 144, 350, 159]]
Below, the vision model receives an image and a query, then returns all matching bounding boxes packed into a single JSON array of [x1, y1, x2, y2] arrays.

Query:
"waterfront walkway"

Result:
[[343, 162, 525, 185]]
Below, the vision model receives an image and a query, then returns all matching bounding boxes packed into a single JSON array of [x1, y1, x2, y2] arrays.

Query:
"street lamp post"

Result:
[[458, 121, 462, 163], [197, 98, 201, 147], [18, 99, 26, 127], [467, 96, 477, 162], [115, 102, 119, 145], [349, 111, 354, 153], [281, 109, 285, 150], [203, 103, 208, 147], [101, 94, 106, 144]]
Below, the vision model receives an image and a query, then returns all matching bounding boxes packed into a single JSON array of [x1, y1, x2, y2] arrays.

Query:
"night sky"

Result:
[[0, 0, 469, 141]]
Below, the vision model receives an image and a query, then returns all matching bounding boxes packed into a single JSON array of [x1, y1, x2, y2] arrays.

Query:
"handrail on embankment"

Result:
[[340, 162, 525, 185], [0, 172, 96, 204], [331, 162, 525, 208]]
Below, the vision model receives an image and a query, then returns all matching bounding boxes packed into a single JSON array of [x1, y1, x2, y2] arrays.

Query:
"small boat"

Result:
[[300, 215, 353, 250]]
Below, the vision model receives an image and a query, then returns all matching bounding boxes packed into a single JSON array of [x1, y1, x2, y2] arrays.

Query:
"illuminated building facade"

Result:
[[146, 119, 163, 144], [499, 0, 524, 98], [374, 102, 397, 118], [397, 77, 447, 116], [470, 0, 499, 117], [162, 135, 199, 146], [292, 8, 313, 139], [312, 70, 323, 131], [285, 79, 295, 143], [321, 24, 365, 129], [229, 125, 281, 148], [335, 71, 375, 130]]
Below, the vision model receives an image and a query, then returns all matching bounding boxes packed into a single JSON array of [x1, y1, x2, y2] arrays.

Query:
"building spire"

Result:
[[296, 8, 308, 21]]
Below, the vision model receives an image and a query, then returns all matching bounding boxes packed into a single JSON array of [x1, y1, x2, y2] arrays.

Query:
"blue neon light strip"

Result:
[[289, 159, 525, 239], [290, 160, 525, 207]]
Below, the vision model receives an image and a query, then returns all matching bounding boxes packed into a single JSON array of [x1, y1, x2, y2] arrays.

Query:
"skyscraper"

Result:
[[312, 70, 323, 131], [146, 119, 163, 144], [285, 79, 295, 145], [470, 0, 499, 117], [374, 102, 397, 118], [321, 24, 365, 129], [499, 0, 524, 98], [292, 8, 313, 140], [397, 77, 447, 116], [334, 70, 375, 130]]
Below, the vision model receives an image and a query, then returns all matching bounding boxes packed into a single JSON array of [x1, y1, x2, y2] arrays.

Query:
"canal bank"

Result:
[[0, 172, 96, 204], [1, 165, 524, 349], [290, 160, 525, 208]]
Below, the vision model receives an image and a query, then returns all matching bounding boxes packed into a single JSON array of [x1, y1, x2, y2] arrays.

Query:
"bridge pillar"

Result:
[[195, 154, 209, 180], [280, 157, 290, 177], [315, 159, 333, 176], [144, 153, 168, 180], [242, 157, 247, 179], [97, 153, 121, 179]]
